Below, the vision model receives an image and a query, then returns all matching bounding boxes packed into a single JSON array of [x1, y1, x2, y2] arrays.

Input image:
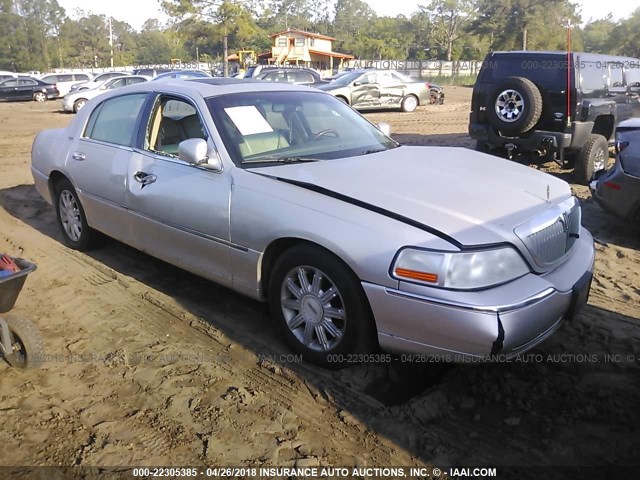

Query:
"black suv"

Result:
[[469, 51, 640, 184]]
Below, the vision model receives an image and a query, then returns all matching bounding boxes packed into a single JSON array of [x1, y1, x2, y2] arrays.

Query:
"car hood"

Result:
[[253, 146, 572, 247]]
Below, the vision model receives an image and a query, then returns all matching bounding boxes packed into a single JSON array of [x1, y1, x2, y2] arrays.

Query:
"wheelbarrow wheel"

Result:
[[2, 314, 43, 369]]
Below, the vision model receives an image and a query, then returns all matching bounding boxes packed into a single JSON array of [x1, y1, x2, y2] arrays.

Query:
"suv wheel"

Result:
[[574, 134, 609, 185], [487, 77, 543, 135]]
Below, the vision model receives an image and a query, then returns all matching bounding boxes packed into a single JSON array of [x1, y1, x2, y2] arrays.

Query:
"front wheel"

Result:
[[33, 91, 46, 102], [74, 98, 87, 113], [268, 244, 376, 368], [54, 179, 96, 250], [2, 314, 44, 369], [574, 134, 609, 185], [401, 95, 418, 113]]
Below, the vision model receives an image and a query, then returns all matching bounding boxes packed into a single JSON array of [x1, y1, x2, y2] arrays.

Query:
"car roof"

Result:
[[92, 77, 326, 100], [618, 117, 640, 129]]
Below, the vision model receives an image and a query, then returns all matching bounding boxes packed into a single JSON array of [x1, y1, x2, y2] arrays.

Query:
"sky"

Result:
[[57, 0, 639, 32]]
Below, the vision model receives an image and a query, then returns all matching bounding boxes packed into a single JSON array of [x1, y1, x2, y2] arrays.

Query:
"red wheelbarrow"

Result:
[[0, 258, 43, 369]]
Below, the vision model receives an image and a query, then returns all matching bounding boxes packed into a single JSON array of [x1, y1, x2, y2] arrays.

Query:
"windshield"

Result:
[[206, 90, 397, 166], [330, 71, 363, 86]]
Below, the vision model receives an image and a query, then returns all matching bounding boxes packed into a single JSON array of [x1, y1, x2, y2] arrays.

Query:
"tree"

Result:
[[421, 0, 476, 61]]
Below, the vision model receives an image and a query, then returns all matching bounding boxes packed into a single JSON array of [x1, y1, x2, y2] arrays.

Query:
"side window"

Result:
[[42, 75, 56, 84], [108, 78, 127, 89], [377, 72, 396, 87], [75, 74, 90, 81], [580, 62, 606, 94], [291, 71, 313, 83], [84, 93, 147, 146], [145, 96, 208, 157], [627, 67, 640, 90], [2, 79, 18, 87], [58, 74, 73, 82], [18, 78, 37, 86], [128, 77, 147, 85], [608, 62, 625, 90]]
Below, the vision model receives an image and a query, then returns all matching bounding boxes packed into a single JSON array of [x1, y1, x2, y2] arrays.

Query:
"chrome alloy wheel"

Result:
[[593, 144, 607, 172], [280, 266, 346, 352], [58, 190, 83, 241], [495, 89, 525, 122]]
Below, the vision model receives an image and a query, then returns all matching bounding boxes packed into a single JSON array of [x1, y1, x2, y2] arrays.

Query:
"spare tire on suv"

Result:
[[487, 76, 543, 135]]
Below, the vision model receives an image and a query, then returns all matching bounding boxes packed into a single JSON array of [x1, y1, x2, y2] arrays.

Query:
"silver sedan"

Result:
[[31, 79, 595, 367]]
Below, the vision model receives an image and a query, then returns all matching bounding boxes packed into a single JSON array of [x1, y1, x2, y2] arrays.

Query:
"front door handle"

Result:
[[133, 171, 157, 189], [72, 152, 86, 161]]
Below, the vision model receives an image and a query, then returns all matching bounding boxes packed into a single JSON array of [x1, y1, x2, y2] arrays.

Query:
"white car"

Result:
[[40, 72, 92, 97], [69, 71, 132, 93], [62, 75, 149, 113]]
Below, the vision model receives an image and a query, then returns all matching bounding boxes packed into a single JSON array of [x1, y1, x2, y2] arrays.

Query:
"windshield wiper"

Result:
[[360, 148, 387, 155], [271, 156, 322, 163]]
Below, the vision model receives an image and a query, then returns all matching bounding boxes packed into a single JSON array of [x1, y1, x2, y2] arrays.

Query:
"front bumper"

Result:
[[365, 228, 595, 358], [61, 97, 74, 112]]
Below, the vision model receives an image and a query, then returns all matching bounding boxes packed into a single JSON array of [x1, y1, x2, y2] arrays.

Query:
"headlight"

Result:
[[392, 247, 530, 290]]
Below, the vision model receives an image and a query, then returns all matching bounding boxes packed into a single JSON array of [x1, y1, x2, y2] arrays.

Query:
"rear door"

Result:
[[378, 71, 406, 108], [67, 92, 149, 241], [124, 94, 233, 283], [15, 78, 38, 100]]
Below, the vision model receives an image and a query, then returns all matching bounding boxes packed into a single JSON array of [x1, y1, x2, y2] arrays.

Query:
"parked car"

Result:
[[318, 69, 433, 112], [0, 77, 58, 102], [152, 70, 211, 81], [69, 71, 131, 93], [254, 67, 328, 87], [469, 50, 640, 184], [132, 68, 174, 78], [590, 117, 640, 222], [31, 79, 595, 367], [62, 75, 149, 113], [40, 72, 92, 97], [0, 70, 17, 82]]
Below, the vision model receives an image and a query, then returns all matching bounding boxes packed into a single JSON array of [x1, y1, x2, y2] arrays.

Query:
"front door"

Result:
[[350, 72, 381, 109], [125, 94, 233, 285]]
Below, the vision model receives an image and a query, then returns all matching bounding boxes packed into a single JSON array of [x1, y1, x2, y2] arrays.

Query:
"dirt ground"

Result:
[[0, 86, 639, 476]]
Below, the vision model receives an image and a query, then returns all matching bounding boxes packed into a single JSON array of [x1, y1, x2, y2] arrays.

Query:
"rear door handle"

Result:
[[72, 152, 86, 161], [133, 171, 157, 188]]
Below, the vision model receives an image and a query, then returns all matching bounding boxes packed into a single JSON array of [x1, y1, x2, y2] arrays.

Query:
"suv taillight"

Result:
[[425, 83, 431, 89]]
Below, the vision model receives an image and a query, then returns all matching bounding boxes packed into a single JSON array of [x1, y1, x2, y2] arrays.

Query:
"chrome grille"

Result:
[[515, 197, 581, 268]]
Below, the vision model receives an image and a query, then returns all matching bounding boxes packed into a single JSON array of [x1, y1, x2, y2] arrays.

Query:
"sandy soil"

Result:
[[0, 87, 639, 473]]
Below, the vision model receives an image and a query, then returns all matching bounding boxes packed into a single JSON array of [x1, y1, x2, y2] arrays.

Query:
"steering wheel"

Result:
[[312, 129, 339, 141]]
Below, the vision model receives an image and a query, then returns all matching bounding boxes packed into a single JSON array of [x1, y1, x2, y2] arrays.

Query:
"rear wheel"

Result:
[[574, 134, 609, 185], [268, 244, 376, 368], [2, 314, 44, 369], [401, 95, 418, 113], [33, 91, 46, 102], [54, 179, 96, 250]]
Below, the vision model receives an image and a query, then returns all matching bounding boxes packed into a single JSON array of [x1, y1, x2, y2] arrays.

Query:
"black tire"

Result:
[[33, 91, 46, 103], [574, 133, 609, 185], [2, 314, 44, 369], [336, 96, 349, 105], [400, 94, 418, 113], [487, 76, 542, 135], [54, 178, 96, 250], [268, 244, 376, 368]]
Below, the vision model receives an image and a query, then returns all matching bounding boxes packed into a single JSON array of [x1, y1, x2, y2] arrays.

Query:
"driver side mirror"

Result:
[[178, 138, 222, 171]]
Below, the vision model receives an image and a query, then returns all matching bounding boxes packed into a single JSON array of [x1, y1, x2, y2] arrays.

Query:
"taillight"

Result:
[[425, 83, 431, 89], [615, 141, 629, 154], [604, 181, 622, 190]]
